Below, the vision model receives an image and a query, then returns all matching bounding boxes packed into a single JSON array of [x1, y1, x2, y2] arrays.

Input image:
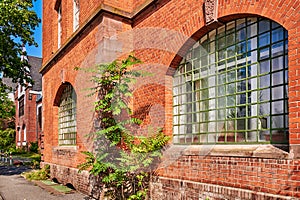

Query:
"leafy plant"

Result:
[[29, 141, 39, 153], [23, 164, 50, 180], [0, 128, 15, 151], [78, 55, 169, 199]]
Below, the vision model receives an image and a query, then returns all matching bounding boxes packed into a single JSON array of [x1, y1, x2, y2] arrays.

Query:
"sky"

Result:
[[26, 0, 42, 58]]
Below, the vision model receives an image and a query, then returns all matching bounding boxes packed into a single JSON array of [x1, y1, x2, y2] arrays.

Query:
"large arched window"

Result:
[[173, 17, 288, 144], [58, 84, 77, 145]]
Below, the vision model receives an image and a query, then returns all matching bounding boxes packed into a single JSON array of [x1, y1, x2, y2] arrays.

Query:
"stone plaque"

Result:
[[204, 0, 218, 25]]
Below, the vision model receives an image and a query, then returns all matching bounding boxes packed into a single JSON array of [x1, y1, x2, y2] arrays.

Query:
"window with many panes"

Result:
[[73, 0, 79, 31], [19, 96, 24, 117], [173, 17, 288, 145], [57, 4, 62, 48], [58, 84, 77, 145]]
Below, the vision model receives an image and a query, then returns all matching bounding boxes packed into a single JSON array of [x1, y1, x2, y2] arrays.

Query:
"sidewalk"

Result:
[[0, 164, 93, 200]]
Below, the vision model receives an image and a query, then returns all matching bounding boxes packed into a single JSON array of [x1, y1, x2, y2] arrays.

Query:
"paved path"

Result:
[[0, 164, 93, 200]]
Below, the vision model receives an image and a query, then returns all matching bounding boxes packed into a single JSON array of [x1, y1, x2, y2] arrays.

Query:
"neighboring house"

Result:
[[15, 56, 42, 151], [41, 0, 300, 198]]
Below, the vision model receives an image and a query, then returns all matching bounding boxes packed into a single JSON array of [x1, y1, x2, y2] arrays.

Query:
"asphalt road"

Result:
[[0, 164, 93, 200]]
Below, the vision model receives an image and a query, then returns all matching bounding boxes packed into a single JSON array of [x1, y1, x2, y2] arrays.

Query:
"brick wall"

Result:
[[15, 88, 40, 149], [42, 0, 300, 198]]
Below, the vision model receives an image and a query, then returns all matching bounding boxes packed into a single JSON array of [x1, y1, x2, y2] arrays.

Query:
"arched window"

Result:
[[58, 84, 77, 145], [173, 17, 288, 144]]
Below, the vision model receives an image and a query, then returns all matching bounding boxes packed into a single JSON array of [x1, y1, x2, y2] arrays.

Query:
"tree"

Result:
[[0, 83, 15, 151], [78, 55, 169, 199], [0, 83, 15, 129], [0, 0, 40, 85]]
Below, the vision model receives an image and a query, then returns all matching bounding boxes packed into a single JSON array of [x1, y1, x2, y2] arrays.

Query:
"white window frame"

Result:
[[73, 0, 79, 31], [58, 4, 62, 48]]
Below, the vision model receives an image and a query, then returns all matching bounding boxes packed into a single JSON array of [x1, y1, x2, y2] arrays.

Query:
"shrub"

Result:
[[23, 164, 50, 181], [29, 142, 39, 153]]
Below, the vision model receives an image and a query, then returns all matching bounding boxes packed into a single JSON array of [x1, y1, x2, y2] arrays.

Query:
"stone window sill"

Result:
[[53, 146, 77, 152], [164, 144, 291, 159]]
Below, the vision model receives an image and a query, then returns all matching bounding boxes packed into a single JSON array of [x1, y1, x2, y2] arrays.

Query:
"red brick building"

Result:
[[41, 0, 300, 198], [15, 56, 42, 150]]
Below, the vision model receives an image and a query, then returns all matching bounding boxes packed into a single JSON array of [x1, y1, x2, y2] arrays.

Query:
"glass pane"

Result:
[[272, 101, 284, 115], [272, 86, 284, 100], [218, 37, 226, 49], [237, 41, 247, 54], [272, 27, 284, 43], [247, 37, 257, 51], [227, 33, 235, 46], [260, 88, 270, 101], [236, 18, 246, 29], [227, 45, 235, 57], [260, 60, 270, 74], [259, 47, 270, 60], [272, 42, 284, 57], [259, 32, 270, 47], [272, 71, 284, 85], [259, 19, 270, 34], [272, 56, 284, 71], [247, 23, 257, 38], [260, 74, 270, 88], [236, 28, 246, 42]]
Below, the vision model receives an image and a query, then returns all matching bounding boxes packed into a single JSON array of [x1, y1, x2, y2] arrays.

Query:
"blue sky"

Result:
[[26, 0, 42, 58]]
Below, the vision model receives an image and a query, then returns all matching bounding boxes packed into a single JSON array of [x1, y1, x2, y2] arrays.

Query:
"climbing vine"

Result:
[[78, 55, 169, 199]]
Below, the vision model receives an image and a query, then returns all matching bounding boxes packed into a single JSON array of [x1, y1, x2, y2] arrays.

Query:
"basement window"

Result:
[[173, 17, 288, 145]]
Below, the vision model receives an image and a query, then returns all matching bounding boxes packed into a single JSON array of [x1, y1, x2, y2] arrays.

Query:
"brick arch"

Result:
[[165, 0, 300, 151], [53, 82, 77, 106], [168, 0, 299, 69]]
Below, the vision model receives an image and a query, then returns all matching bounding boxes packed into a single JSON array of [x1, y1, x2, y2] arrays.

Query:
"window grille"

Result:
[[58, 84, 77, 145], [173, 17, 288, 144]]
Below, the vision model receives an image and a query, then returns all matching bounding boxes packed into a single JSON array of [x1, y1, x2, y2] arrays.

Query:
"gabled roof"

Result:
[[27, 56, 42, 91]]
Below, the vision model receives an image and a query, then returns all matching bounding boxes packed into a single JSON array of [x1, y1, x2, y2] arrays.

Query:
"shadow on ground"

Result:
[[0, 165, 31, 176]]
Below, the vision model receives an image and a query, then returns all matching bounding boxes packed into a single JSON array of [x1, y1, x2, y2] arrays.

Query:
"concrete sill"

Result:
[[163, 144, 291, 160]]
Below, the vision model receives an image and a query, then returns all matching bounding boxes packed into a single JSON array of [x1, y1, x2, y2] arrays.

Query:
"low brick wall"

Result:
[[150, 177, 295, 200], [41, 162, 103, 198]]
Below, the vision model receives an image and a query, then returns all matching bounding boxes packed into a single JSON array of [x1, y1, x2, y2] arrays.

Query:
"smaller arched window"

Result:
[[58, 84, 77, 145]]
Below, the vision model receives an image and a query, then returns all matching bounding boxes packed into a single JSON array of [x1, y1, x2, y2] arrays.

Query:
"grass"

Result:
[[40, 180, 57, 185], [51, 185, 73, 193]]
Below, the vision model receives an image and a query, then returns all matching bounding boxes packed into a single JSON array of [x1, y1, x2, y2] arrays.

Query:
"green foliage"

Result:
[[29, 141, 38, 153], [0, 0, 40, 85], [23, 164, 50, 181], [78, 55, 169, 199], [0, 128, 15, 151], [0, 84, 15, 129], [91, 55, 143, 144]]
